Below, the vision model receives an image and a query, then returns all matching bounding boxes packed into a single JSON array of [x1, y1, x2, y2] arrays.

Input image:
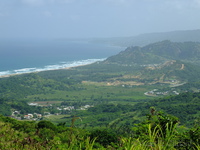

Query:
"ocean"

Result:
[[0, 39, 123, 76]]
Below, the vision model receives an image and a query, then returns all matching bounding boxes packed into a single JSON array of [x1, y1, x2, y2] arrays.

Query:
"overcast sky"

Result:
[[0, 0, 200, 38]]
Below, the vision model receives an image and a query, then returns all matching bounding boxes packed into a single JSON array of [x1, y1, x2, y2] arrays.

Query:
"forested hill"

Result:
[[104, 40, 200, 65]]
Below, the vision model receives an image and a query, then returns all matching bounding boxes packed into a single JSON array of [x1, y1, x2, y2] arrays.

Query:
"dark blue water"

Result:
[[0, 39, 123, 76]]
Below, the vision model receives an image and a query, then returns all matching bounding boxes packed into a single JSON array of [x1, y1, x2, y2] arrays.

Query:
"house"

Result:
[[24, 114, 33, 119], [24, 115, 30, 119], [28, 103, 38, 106], [28, 114, 33, 118]]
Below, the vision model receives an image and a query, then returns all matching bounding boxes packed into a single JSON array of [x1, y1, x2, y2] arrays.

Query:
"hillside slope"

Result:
[[104, 40, 200, 65]]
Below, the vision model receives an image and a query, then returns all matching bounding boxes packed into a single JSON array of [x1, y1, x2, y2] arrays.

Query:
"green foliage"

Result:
[[0, 109, 200, 149], [134, 92, 200, 127], [88, 103, 134, 114], [90, 129, 119, 148], [0, 98, 11, 115], [37, 120, 56, 130], [0, 73, 75, 99], [177, 125, 200, 149]]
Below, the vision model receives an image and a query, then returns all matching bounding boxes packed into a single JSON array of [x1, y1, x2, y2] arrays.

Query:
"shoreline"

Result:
[[0, 58, 105, 79], [0, 63, 93, 79]]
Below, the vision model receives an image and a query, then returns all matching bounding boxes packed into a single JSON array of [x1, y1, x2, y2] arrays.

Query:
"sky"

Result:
[[0, 0, 200, 39]]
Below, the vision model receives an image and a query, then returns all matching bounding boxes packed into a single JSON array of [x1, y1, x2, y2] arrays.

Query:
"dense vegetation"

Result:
[[133, 92, 200, 127], [40, 92, 200, 128], [0, 109, 200, 149]]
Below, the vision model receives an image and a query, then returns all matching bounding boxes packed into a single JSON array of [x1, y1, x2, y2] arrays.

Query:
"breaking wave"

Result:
[[0, 58, 105, 77]]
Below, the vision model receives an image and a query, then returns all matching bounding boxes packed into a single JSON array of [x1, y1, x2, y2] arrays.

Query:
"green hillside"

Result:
[[139, 60, 200, 83], [104, 46, 166, 65], [105, 40, 200, 65]]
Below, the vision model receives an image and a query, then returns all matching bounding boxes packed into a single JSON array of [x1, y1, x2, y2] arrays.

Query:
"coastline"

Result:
[[0, 63, 94, 79], [0, 58, 105, 79]]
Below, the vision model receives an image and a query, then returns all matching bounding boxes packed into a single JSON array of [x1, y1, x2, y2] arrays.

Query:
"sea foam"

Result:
[[0, 58, 105, 77]]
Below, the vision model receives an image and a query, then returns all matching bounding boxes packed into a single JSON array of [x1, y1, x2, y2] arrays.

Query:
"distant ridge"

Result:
[[92, 29, 200, 47]]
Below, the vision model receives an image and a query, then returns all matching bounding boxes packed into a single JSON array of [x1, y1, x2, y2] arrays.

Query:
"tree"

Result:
[[90, 129, 118, 147], [37, 120, 56, 131]]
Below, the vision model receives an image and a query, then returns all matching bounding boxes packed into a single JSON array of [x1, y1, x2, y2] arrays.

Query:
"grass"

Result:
[[27, 83, 152, 103]]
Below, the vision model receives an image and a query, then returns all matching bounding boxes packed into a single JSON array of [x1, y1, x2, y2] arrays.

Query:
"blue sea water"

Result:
[[0, 39, 123, 76]]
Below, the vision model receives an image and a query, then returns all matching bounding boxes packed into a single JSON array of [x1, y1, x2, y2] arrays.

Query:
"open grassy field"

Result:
[[27, 83, 154, 103]]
